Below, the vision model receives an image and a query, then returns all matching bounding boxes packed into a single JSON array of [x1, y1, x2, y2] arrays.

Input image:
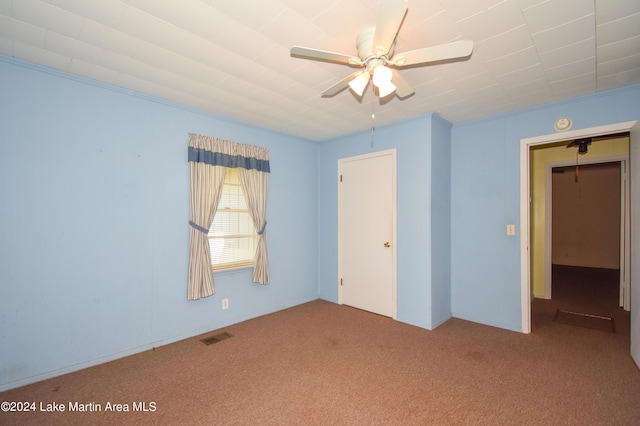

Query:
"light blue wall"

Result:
[[317, 115, 440, 330], [450, 84, 640, 331], [430, 115, 452, 328], [0, 56, 318, 391]]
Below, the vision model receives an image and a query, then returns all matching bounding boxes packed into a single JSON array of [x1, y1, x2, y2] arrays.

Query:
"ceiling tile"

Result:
[[261, 7, 324, 47], [539, 38, 595, 70], [402, 1, 446, 26], [67, 59, 125, 87], [398, 9, 463, 49], [531, 13, 594, 53], [597, 12, 640, 45], [440, 0, 507, 23], [550, 81, 595, 99], [484, 46, 541, 76], [548, 71, 595, 92], [516, 0, 547, 10], [257, 43, 304, 75], [494, 62, 546, 88], [457, 73, 502, 96], [161, 0, 231, 41], [78, 20, 139, 58], [455, 0, 527, 42], [44, 32, 104, 65], [50, 0, 128, 28], [0, 0, 9, 15], [597, 53, 640, 76], [523, 0, 594, 34], [279, 0, 340, 20], [544, 57, 595, 82], [595, 0, 640, 24], [509, 88, 554, 108], [12, 0, 84, 39], [437, 56, 489, 84], [597, 36, 640, 63], [12, 41, 71, 71], [311, 1, 375, 42], [597, 66, 640, 89], [118, 6, 188, 53], [0, 16, 46, 48], [503, 77, 549, 97], [215, 21, 274, 60], [474, 25, 534, 61], [133, 42, 226, 87], [210, 0, 288, 30]]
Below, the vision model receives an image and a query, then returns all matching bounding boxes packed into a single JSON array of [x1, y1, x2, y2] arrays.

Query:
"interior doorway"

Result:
[[537, 161, 626, 332], [519, 121, 637, 334], [550, 161, 622, 304]]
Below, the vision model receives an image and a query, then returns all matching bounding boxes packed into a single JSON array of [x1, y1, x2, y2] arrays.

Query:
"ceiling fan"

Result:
[[290, 0, 474, 99], [566, 137, 592, 154], [565, 133, 626, 181]]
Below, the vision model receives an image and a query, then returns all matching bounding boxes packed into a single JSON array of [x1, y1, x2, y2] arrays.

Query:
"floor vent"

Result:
[[201, 332, 233, 345], [553, 310, 615, 333]]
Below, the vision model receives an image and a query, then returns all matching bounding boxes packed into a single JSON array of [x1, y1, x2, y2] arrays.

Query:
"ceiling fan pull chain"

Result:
[[370, 84, 376, 147]]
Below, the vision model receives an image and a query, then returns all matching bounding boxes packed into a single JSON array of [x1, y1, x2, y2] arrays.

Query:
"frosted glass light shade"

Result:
[[377, 80, 396, 97], [372, 65, 392, 87], [348, 72, 370, 96]]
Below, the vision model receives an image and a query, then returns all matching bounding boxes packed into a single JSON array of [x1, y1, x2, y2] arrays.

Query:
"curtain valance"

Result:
[[188, 133, 270, 172]]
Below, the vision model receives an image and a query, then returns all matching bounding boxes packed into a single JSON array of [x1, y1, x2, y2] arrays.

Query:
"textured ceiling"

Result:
[[1, 0, 639, 141]]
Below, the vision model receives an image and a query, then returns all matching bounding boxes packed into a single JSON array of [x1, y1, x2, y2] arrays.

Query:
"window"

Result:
[[208, 167, 257, 270]]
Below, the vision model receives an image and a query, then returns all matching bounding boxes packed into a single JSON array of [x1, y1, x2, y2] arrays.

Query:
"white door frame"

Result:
[[543, 156, 629, 306], [338, 149, 397, 319], [519, 121, 637, 333]]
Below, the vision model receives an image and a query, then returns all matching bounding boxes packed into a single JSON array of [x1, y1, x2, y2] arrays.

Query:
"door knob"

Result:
[[384, 242, 391, 247]]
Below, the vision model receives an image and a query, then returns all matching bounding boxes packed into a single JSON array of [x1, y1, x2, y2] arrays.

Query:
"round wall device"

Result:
[[554, 117, 572, 132]]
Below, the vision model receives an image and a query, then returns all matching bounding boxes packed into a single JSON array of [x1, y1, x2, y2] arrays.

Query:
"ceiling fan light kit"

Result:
[[372, 65, 396, 97], [348, 72, 371, 96], [290, 0, 474, 101]]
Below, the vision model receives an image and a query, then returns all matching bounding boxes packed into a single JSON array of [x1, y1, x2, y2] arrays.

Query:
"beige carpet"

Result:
[[1, 268, 638, 425]]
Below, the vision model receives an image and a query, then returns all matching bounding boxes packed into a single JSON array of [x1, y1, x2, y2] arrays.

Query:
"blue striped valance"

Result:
[[188, 146, 270, 173]]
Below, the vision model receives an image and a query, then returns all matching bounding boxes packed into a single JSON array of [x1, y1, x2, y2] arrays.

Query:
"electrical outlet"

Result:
[[506, 224, 516, 236], [222, 298, 229, 310]]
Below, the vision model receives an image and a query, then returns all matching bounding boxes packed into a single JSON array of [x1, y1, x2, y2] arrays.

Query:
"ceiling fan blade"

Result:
[[372, 0, 408, 57], [392, 40, 474, 67], [391, 70, 414, 98], [291, 46, 363, 66], [322, 71, 362, 97]]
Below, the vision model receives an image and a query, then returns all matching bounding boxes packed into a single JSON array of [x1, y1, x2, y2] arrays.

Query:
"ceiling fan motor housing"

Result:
[[357, 27, 396, 62], [569, 137, 592, 154]]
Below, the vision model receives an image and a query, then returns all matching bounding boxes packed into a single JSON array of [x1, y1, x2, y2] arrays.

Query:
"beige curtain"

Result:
[[187, 135, 234, 300], [238, 144, 270, 284], [187, 133, 271, 299]]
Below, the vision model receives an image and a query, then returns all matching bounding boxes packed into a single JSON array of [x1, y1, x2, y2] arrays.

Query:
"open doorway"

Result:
[[529, 139, 630, 337], [547, 161, 623, 325], [519, 121, 636, 334]]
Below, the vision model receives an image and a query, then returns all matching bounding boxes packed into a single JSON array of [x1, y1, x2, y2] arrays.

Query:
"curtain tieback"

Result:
[[257, 221, 267, 236], [189, 220, 209, 234]]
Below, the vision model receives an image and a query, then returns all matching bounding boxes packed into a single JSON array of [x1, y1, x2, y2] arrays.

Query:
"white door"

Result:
[[630, 119, 640, 369], [338, 150, 396, 318]]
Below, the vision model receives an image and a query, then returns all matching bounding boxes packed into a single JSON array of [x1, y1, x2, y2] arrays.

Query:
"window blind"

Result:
[[208, 168, 257, 270]]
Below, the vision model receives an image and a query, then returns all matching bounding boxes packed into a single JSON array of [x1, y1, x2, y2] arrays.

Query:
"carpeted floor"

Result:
[[1, 266, 638, 425]]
